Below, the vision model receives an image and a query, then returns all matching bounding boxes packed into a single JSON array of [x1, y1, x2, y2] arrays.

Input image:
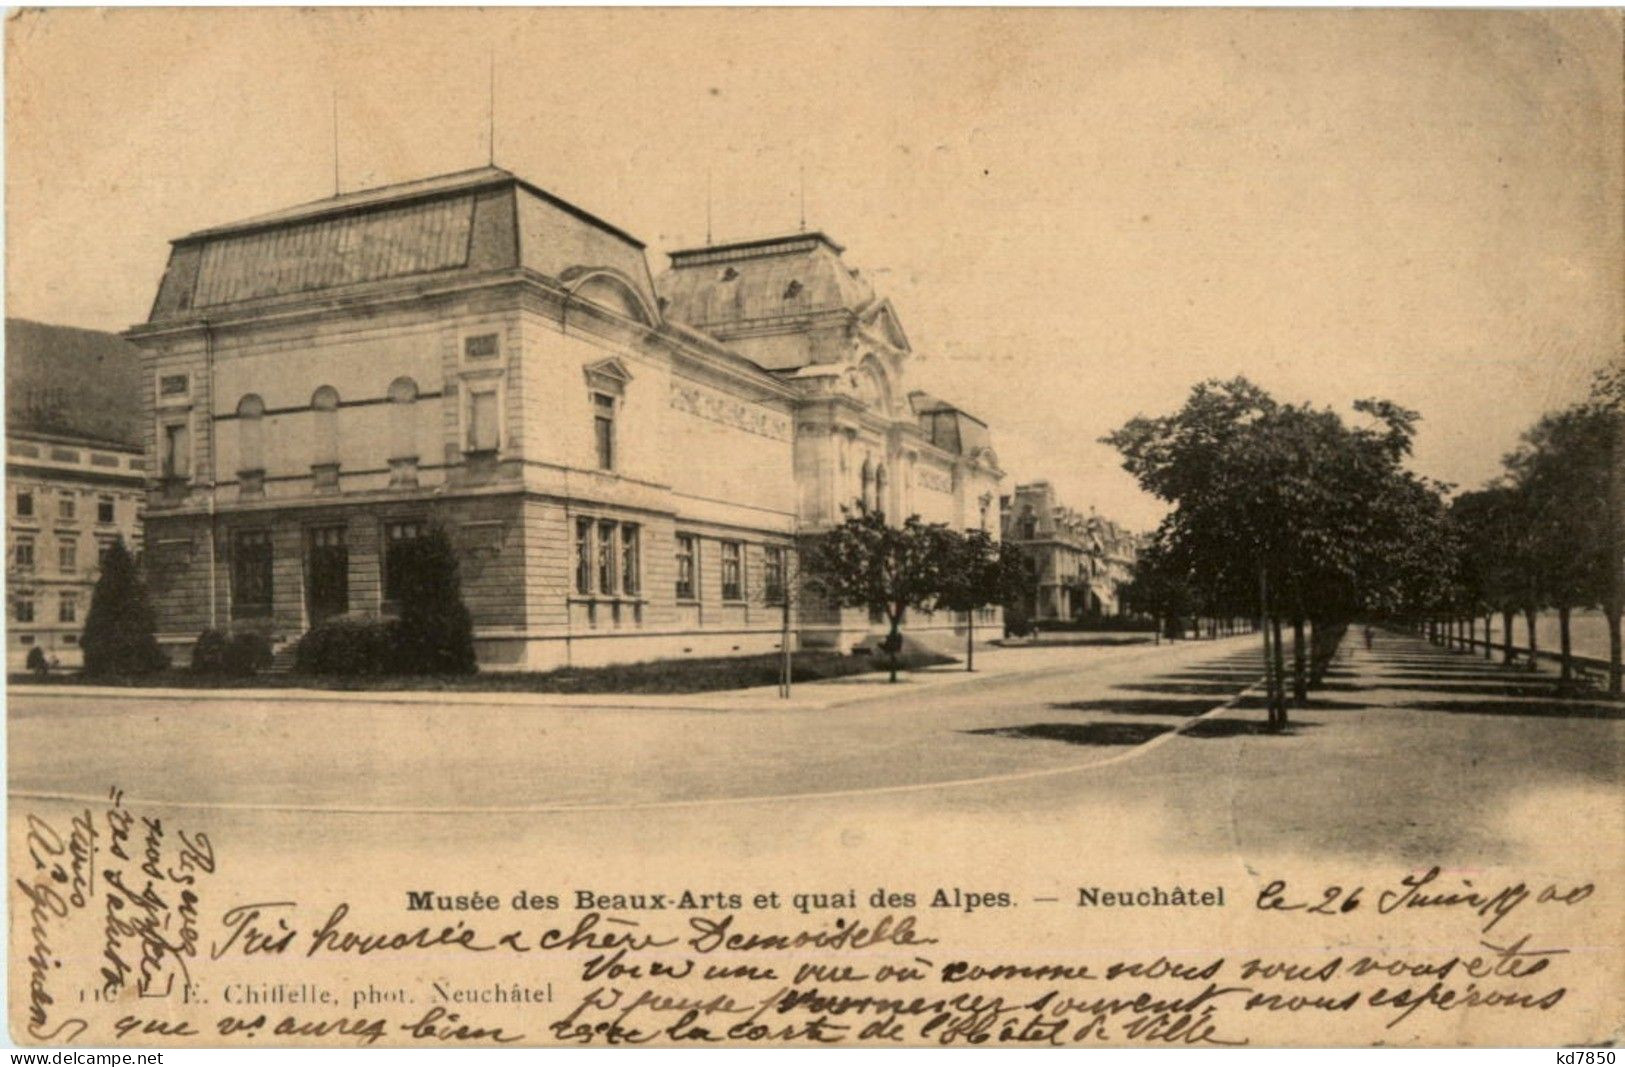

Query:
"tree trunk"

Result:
[[1483, 614, 1493, 660], [887, 612, 902, 684], [965, 611, 974, 672], [1558, 605, 1572, 684], [1272, 614, 1289, 728], [1608, 606, 1622, 695], [1291, 616, 1307, 705], [1502, 610, 1514, 666], [1258, 568, 1276, 727], [1524, 608, 1539, 672]]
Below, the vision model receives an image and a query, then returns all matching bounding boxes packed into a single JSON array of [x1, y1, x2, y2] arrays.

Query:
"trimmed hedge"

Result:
[[1033, 617, 1159, 633], [191, 630, 273, 677], [295, 618, 398, 677]]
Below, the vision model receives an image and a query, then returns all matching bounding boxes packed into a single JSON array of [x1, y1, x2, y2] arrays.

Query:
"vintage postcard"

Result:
[[5, 7, 1622, 1050]]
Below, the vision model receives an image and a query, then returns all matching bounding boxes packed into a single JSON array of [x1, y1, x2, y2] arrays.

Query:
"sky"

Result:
[[7, 8, 1621, 530]]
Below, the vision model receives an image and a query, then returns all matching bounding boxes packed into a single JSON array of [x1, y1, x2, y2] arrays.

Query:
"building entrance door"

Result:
[[306, 526, 349, 623]]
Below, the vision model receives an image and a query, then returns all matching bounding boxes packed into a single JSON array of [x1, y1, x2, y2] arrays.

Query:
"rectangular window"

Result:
[[464, 333, 500, 360], [58, 492, 76, 521], [764, 545, 786, 603], [97, 496, 115, 524], [16, 490, 33, 518], [13, 536, 35, 572], [232, 529, 274, 618], [467, 388, 500, 453], [58, 595, 76, 625], [675, 534, 696, 600], [575, 518, 593, 595], [597, 520, 617, 595], [14, 596, 35, 623], [306, 526, 349, 622], [382, 521, 427, 603], [721, 540, 743, 601], [593, 393, 616, 470], [621, 524, 640, 596], [97, 536, 116, 566], [162, 421, 190, 478], [58, 538, 77, 574]]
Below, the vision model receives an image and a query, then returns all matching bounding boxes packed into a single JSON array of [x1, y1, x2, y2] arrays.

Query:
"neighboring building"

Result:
[[122, 167, 1002, 669], [1001, 481, 1142, 621], [6, 319, 147, 669]]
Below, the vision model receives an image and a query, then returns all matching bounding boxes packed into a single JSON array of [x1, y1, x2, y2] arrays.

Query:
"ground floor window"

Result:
[[721, 540, 743, 601], [597, 520, 617, 594], [233, 529, 273, 618], [675, 533, 697, 600], [382, 520, 427, 603], [620, 524, 640, 596], [13, 595, 35, 623], [764, 545, 786, 603], [57, 595, 76, 624], [306, 526, 349, 622], [575, 518, 593, 594]]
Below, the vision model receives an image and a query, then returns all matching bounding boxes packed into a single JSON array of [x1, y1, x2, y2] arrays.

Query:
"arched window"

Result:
[[860, 457, 874, 512], [311, 386, 339, 469], [236, 394, 264, 474], [387, 377, 418, 462], [875, 463, 888, 516]]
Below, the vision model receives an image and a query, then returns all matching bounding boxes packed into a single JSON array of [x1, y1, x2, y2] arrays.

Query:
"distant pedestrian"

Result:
[[1363, 626, 1374, 651]]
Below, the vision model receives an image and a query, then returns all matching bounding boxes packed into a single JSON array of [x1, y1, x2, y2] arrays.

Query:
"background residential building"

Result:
[[123, 167, 1002, 669], [6, 319, 146, 668], [1001, 480, 1142, 621]]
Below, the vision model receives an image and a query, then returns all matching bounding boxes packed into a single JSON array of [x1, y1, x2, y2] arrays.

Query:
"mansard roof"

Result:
[[910, 390, 992, 458], [5, 318, 144, 448], [654, 232, 881, 368], [144, 166, 659, 325]]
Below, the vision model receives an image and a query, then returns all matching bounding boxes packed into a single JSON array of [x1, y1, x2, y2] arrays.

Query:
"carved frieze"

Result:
[[670, 379, 791, 442]]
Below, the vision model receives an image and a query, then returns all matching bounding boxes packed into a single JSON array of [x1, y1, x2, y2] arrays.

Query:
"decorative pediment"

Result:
[[858, 298, 911, 353], [583, 357, 634, 396], [561, 266, 660, 326]]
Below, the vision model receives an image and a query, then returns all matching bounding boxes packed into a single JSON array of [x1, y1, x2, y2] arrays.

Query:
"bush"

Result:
[[1033, 617, 1159, 634], [1003, 597, 1035, 639], [191, 629, 273, 677], [82, 537, 168, 677], [25, 646, 48, 676], [226, 631, 273, 676], [191, 629, 230, 674], [295, 618, 397, 677], [391, 527, 477, 676]]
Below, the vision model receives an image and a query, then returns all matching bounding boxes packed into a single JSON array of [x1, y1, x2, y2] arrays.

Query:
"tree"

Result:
[[1119, 537, 1197, 641], [1105, 378, 1447, 728], [934, 528, 1030, 671], [1504, 396, 1619, 687], [1449, 487, 1528, 665], [391, 525, 478, 675], [81, 536, 167, 677], [802, 507, 949, 683]]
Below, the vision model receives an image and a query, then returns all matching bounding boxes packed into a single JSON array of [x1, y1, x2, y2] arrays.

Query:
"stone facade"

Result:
[[124, 167, 1003, 669], [1000, 481, 1142, 621]]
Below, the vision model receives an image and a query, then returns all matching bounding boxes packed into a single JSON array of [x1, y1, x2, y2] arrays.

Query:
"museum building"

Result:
[[124, 166, 1003, 669]]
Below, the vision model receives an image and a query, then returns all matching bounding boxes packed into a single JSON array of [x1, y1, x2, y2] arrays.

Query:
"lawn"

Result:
[[7, 649, 957, 695]]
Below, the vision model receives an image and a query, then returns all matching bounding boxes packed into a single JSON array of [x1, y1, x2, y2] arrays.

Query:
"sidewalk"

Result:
[[1252, 625, 1623, 720], [9, 633, 1255, 714]]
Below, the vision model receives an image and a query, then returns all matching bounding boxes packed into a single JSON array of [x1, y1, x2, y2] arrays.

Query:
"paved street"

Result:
[[11, 630, 1623, 1048], [10, 630, 1621, 867]]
